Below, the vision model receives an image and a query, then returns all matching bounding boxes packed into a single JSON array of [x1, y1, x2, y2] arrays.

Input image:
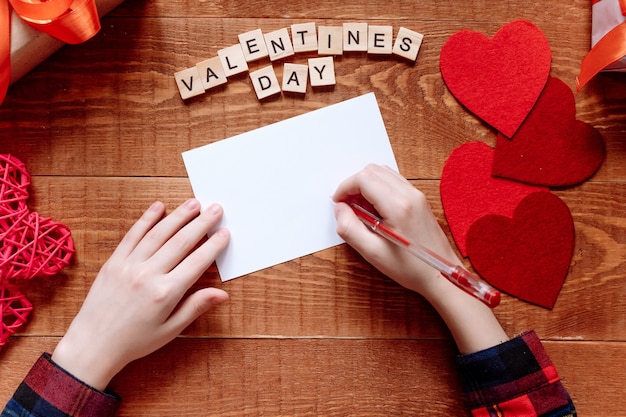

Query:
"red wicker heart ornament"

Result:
[[0, 154, 75, 347]]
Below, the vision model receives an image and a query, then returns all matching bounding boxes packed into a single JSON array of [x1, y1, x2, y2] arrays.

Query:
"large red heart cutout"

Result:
[[440, 142, 547, 257], [466, 191, 574, 309], [492, 77, 606, 186], [440, 20, 552, 138]]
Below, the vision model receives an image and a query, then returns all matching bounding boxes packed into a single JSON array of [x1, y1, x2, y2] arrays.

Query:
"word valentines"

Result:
[[174, 23, 424, 101]]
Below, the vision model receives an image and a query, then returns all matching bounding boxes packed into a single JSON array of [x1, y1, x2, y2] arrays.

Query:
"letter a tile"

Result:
[[282, 63, 308, 94], [196, 57, 228, 90]]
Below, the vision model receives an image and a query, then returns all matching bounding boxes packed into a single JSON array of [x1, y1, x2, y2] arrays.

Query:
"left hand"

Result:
[[52, 199, 230, 390]]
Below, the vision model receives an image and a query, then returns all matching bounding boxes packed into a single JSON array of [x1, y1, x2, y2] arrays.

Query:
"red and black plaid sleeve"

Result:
[[2, 353, 120, 417], [456, 330, 576, 417]]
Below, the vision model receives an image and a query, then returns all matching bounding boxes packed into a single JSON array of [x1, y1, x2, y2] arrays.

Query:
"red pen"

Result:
[[348, 201, 501, 308]]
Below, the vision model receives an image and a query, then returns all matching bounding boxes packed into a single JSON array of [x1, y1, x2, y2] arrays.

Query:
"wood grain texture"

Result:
[[1, 0, 626, 415], [1, 337, 624, 416]]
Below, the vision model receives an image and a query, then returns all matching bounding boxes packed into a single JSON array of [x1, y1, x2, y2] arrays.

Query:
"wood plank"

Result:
[[1, 18, 624, 180], [5, 177, 624, 341], [1, 337, 624, 416], [110, 0, 591, 24]]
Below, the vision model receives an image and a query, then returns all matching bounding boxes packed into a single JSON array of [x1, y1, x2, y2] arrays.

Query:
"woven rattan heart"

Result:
[[0, 154, 74, 347]]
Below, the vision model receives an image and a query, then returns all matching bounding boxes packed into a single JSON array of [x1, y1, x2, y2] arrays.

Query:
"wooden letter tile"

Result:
[[308, 56, 335, 87], [343, 23, 368, 52], [264, 28, 295, 61], [368, 25, 393, 55], [291, 22, 318, 52], [218, 44, 249, 77], [318, 26, 343, 55], [196, 56, 227, 90], [250, 65, 281, 100], [238, 29, 269, 62], [174, 66, 205, 100], [392, 27, 424, 62], [282, 63, 308, 94]]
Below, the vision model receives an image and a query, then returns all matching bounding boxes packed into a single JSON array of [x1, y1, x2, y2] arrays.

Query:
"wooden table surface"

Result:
[[1, 1, 625, 415]]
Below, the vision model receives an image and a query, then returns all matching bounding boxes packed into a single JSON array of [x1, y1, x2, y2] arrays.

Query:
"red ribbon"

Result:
[[1, 0, 101, 104], [578, 0, 626, 90]]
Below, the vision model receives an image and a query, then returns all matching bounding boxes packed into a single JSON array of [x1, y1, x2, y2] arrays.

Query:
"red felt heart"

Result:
[[492, 77, 605, 186], [466, 191, 574, 309], [440, 20, 552, 138], [440, 142, 547, 257]]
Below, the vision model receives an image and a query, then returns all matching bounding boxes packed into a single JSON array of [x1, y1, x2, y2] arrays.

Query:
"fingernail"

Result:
[[184, 198, 199, 209], [149, 201, 163, 212], [210, 290, 229, 306], [207, 203, 222, 215], [216, 228, 230, 238]]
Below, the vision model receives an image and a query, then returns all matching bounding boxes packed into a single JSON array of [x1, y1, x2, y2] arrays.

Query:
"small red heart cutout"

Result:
[[440, 142, 547, 256], [492, 77, 606, 186], [440, 20, 552, 138], [466, 191, 575, 309]]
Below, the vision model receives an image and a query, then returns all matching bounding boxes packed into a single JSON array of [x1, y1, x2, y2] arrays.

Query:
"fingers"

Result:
[[169, 226, 230, 293], [332, 164, 411, 218], [111, 201, 166, 260], [162, 288, 229, 338], [151, 202, 227, 273], [130, 198, 208, 262], [334, 201, 390, 261]]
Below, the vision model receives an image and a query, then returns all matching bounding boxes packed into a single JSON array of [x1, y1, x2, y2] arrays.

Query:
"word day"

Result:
[[174, 23, 424, 101]]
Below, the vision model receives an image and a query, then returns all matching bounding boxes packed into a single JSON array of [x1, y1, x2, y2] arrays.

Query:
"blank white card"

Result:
[[182, 93, 399, 281]]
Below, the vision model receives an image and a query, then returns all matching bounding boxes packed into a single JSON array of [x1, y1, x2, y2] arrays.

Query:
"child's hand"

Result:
[[332, 164, 461, 298], [333, 164, 507, 354], [52, 199, 230, 390]]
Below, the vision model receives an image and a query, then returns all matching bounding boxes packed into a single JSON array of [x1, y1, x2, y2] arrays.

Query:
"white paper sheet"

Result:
[[182, 93, 399, 281]]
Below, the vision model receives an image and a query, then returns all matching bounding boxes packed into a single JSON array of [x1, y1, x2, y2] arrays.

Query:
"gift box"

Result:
[[577, 0, 626, 90], [2, 0, 126, 103]]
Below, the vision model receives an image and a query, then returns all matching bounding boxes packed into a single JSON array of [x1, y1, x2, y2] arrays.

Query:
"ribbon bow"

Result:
[[1, 0, 101, 104], [577, 0, 626, 90]]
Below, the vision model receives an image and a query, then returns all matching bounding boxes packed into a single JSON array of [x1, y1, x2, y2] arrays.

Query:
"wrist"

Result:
[[52, 328, 122, 391], [421, 275, 508, 354]]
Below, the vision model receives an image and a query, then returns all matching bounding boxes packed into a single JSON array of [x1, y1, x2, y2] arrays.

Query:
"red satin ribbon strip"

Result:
[[9, 0, 73, 22], [577, 21, 626, 90], [0, 0, 100, 104], [11, 0, 102, 44], [1, 0, 10, 103]]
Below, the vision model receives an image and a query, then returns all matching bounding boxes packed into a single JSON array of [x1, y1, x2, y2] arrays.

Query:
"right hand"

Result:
[[332, 164, 463, 298]]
